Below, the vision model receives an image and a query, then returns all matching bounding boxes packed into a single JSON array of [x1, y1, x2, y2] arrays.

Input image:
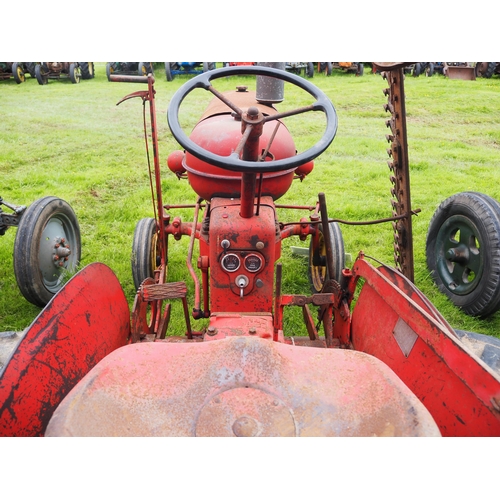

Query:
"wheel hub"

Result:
[[52, 238, 71, 268]]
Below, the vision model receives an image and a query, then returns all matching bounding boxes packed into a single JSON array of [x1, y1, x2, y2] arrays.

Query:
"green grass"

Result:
[[1, 63, 500, 338]]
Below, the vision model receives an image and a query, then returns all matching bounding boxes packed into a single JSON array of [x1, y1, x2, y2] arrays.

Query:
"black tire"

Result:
[[308, 222, 345, 293], [413, 63, 422, 77], [306, 62, 314, 78], [202, 62, 216, 72], [165, 62, 173, 81], [426, 192, 500, 318], [69, 63, 80, 84], [475, 62, 496, 78], [13, 196, 81, 307], [79, 62, 94, 79], [356, 63, 364, 76], [35, 64, 48, 85], [106, 62, 113, 81], [132, 217, 160, 290], [425, 62, 434, 77], [12, 62, 25, 84], [138, 62, 153, 76]]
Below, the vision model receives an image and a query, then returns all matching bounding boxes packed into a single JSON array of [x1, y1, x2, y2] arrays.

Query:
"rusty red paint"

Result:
[[350, 257, 500, 436], [45, 336, 440, 436], [0, 263, 130, 436]]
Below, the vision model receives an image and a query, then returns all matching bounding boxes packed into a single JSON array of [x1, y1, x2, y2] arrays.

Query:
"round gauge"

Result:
[[244, 254, 263, 273], [221, 253, 241, 272]]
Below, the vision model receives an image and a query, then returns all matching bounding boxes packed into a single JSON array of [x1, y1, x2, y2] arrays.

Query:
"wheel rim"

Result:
[[37, 213, 79, 293], [150, 230, 159, 275], [14, 64, 25, 82], [435, 215, 484, 295], [309, 232, 327, 292]]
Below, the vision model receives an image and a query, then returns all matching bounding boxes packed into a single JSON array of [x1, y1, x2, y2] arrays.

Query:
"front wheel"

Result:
[[320, 62, 332, 76], [69, 63, 80, 83], [13, 197, 81, 307], [35, 64, 48, 85], [131, 217, 161, 291], [106, 62, 114, 81], [426, 191, 500, 318], [308, 222, 345, 293], [138, 62, 153, 76], [12, 62, 25, 84]]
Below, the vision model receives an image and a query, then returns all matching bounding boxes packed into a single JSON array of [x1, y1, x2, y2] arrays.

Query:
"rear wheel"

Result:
[[413, 63, 422, 77], [426, 192, 500, 318], [69, 63, 80, 83], [308, 222, 345, 293], [356, 63, 364, 76], [14, 196, 81, 307], [132, 217, 161, 290], [306, 62, 314, 78], [35, 64, 48, 85], [79, 62, 94, 79], [425, 62, 434, 77], [475, 62, 496, 78]]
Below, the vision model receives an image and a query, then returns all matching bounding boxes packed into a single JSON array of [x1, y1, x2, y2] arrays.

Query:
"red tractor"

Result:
[[1, 65, 500, 437]]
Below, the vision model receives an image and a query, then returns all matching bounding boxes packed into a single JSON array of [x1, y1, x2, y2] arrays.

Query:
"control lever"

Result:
[[236, 275, 249, 298]]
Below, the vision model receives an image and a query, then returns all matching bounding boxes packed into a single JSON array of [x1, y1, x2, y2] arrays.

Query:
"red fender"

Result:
[[350, 258, 500, 436], [0, 263, 130, 436]]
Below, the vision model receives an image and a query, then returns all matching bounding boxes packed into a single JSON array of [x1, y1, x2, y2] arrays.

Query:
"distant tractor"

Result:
[[0, 62, 36, 84], [285, 62, 314, 77], [106, 63, 154, 82], [331, 62, 364, 76], [165, 62, 216, 81], [412, 63, 435, 77], [34, 63, 95, 85]]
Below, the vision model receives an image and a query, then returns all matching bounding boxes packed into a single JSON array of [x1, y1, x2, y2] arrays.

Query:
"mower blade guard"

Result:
[[0, 263, 130, 436]]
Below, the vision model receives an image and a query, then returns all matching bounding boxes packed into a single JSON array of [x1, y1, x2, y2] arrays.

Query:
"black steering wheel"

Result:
[[167, 65, 338, 174]]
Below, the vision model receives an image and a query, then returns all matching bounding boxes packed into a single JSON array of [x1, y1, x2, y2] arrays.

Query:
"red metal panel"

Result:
[[0, 263, 130, 436], [208, 197, 277, 313], [350, 259, 500, 436]]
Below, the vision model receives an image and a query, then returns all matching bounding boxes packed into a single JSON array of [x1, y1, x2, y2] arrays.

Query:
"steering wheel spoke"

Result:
[[167, 66, 338, 174]]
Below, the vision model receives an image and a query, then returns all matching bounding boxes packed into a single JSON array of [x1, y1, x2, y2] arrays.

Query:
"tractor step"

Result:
[[140, 282, 187, 301]]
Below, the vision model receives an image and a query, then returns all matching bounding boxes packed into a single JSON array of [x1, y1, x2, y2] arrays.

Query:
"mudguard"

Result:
[[0, 263, 130, 436], [350, 258, 500, 436]]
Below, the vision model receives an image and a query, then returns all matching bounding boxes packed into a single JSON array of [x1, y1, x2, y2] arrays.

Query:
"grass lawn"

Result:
[[1, 63, 500, 338]]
